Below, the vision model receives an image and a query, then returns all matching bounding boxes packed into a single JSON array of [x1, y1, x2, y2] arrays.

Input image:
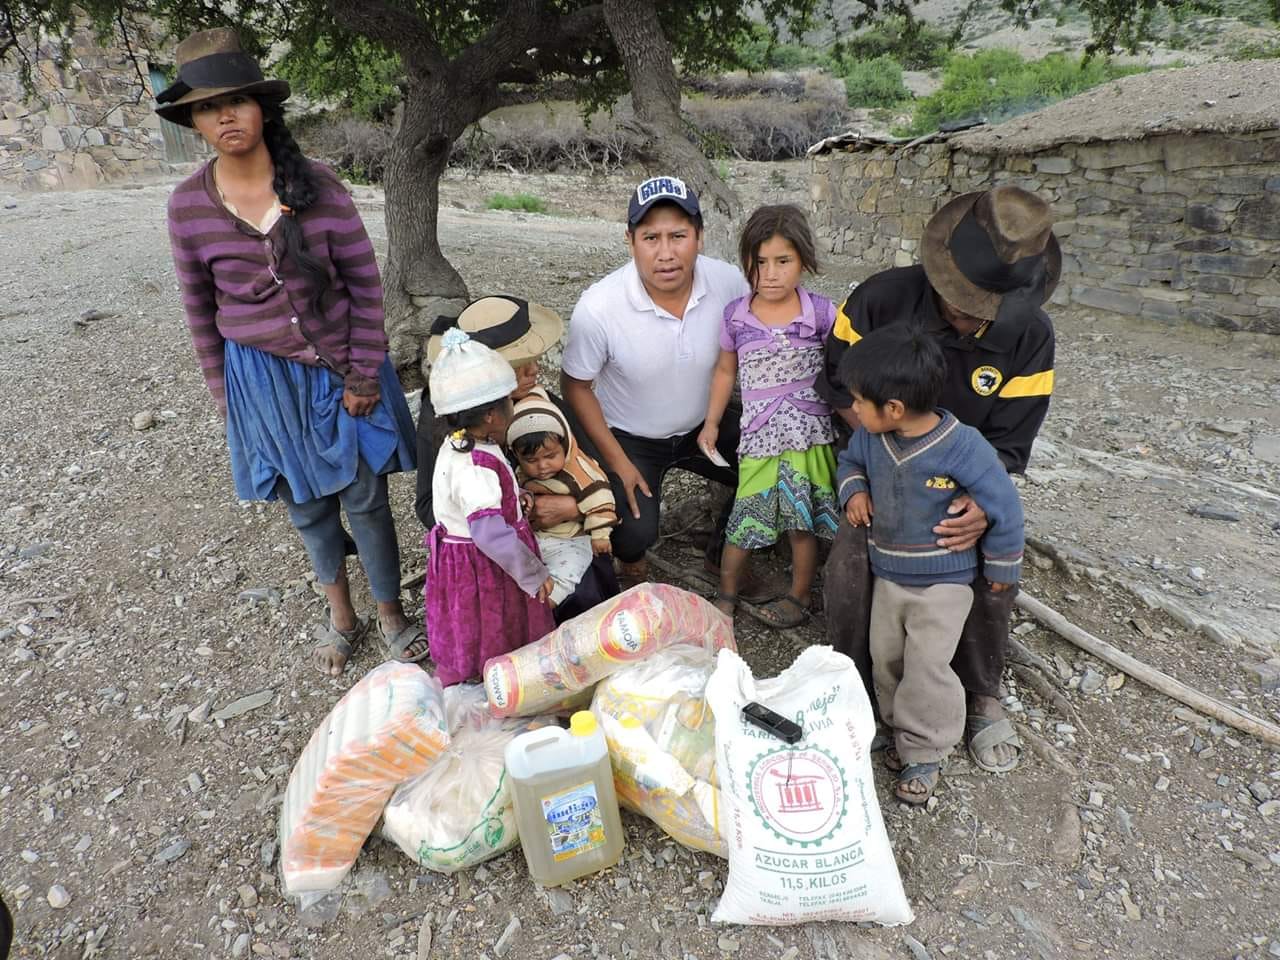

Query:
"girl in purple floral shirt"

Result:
[[699, 205, 839, 629]]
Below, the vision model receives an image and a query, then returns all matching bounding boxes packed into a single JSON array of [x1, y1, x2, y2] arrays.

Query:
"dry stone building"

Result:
[[1, 18, 206, 191], [809, 60, 1280, 335]]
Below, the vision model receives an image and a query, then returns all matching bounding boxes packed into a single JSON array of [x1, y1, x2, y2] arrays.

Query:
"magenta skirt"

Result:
[[424, 525, 556, 686]]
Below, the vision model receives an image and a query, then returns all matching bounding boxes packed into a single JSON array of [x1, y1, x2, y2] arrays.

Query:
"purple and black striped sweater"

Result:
[[167, 160, 387, 413]]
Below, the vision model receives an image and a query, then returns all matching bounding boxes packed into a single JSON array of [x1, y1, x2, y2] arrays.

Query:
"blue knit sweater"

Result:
[[836, 410, 1024, 586]]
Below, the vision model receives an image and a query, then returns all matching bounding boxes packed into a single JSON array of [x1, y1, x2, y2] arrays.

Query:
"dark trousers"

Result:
[[585, 407, 742, 565], [823, 519, 1016, 707], [276, 458, 403, 603]]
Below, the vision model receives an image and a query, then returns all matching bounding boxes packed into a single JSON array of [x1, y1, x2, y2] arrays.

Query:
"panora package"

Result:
[[485, 583, 735, 718], [705, 647, 913, 926], [382, 685, 551, 873], [279, 662, 449, 897], [592, 646, 725, 857]]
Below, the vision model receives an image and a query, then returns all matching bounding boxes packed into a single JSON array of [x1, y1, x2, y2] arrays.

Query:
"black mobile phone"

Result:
[[742, 701, 803, 744]]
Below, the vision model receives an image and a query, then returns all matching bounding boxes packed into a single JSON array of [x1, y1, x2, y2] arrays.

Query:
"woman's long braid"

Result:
[[260, 101, 331, 306]]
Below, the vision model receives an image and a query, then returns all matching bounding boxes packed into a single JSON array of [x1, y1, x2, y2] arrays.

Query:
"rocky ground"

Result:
[[1, 165, 1279, 960]]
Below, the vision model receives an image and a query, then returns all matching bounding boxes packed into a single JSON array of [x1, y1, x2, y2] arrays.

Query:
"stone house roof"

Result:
[[809, 59, 1280, 158]]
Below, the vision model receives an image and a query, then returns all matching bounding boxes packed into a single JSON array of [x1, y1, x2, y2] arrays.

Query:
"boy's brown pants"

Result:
[[869, 578, 974, 764]]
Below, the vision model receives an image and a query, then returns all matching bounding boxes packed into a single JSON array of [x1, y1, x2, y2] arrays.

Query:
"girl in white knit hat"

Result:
[[425, 328, 555, 685]]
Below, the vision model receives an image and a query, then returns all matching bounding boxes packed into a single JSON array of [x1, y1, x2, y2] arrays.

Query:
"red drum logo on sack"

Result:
[[748, 746, 847, 846]]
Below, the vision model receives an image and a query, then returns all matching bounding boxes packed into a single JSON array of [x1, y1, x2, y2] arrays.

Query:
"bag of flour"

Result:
[[705, 647, 913, 926]]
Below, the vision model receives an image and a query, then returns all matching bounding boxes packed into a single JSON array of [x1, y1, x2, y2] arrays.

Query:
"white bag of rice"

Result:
[[705, 646, 913, 926]]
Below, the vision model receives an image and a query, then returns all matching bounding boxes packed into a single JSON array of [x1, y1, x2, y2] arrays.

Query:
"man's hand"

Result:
[[591, 538, 612, 557], [342, 387, 379, 417], [987, 580, 1013, 593], [845, 492, 873, 527], [696, 423, 719, 459], [934, 493, 987, 551], [613, 457, 653, 520], [528, 493, 579, 530], [537, 577, 556, 605]]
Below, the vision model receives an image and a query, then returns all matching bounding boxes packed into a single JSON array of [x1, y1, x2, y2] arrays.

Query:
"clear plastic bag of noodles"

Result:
[[485, 582, 735, 719], [382, 685, 552, 874], [591, 646, 725, 857]]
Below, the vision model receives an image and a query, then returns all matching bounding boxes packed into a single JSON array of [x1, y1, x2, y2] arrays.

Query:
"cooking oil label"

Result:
[[542, 780, 606, 861]]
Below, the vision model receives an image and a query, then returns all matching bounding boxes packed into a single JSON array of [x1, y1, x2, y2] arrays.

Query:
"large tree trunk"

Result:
[[603, 0, 742, 260], [381, 76, 473, 385]]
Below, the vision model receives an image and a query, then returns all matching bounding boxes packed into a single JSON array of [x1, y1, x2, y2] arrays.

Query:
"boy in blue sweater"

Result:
[[836, 325, 1024, 805]]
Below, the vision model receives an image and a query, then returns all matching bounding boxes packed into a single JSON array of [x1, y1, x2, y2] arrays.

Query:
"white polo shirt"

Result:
[[562, 255, 749, 439]]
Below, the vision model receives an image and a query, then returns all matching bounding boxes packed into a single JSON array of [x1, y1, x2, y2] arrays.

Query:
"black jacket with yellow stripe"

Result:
[[817, 265, 1055, 474]]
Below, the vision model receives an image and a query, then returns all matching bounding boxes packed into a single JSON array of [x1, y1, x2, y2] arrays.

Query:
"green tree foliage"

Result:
[[276, 37, 402, 122], [898, 48, 1146, 135]]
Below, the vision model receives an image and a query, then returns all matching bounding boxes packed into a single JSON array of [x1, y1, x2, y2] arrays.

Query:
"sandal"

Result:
[[312, 614, 367, 677], [883, 745, 905, 773], [714, 591, 738, 618], [966, 715, 1023, 774], [380, 621, 431, 665], [746, 595, 810, 630], [895, 762, 941, 806]]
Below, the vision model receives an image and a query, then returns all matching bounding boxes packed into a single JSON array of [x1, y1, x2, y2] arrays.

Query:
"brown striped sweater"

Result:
[[512, 388, 618, 544], [167, 160, 387, 413]]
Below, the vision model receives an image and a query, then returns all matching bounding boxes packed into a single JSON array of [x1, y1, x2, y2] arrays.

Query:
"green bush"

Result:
[[486, 193, 548, 213], [838, 16, 952, 70], [842, 55, 911, 108], [732, 24, 830, 72], [898, 49, 1146, 136]]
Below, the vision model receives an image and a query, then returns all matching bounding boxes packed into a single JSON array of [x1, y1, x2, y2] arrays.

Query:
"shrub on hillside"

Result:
[[840, 55, 910, 107], [898, 49, 1146, 136], [732, 24, 831, 72], [837, 16, 953, 70]]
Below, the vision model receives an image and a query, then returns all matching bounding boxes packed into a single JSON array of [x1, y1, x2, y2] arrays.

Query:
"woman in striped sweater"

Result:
[[159, 29, 425, 676]]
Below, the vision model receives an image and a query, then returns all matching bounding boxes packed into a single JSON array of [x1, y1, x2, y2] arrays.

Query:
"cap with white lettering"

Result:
[[627, 175, 701, 227]]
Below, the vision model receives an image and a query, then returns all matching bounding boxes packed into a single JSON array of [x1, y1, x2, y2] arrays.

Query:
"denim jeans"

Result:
[[276, 457, 403, 602]]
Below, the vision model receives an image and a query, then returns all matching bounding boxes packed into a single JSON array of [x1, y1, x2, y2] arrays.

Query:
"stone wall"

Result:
[[0, 20, 201, 191], [809, 130, 1280, 335]]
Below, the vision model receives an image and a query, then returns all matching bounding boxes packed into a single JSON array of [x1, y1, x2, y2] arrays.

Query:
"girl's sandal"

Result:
[[714, 591, 738, 618], [380, 621, 431, 664], [895, 762, 941, 806], [312, 614, 368, 677], [746, 595, 810, 630]]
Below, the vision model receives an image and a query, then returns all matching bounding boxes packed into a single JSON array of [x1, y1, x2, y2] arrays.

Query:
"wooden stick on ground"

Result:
[[1015, 591, 1280, 748]]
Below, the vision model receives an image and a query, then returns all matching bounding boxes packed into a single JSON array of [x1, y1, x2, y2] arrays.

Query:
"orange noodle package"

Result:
[[279, 662, 449, 898], [484, 583, 735, 719], [592, 646, 725, 857]]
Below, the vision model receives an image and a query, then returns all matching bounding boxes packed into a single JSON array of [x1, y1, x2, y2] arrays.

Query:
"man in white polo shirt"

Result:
[[562, 176, 750, 582]]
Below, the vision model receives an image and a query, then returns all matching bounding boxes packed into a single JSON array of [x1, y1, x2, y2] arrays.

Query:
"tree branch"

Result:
[[326, 0, 444, 73]]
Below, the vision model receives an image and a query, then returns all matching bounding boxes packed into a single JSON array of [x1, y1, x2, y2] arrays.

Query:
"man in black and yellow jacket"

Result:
[[817, 184, 1057, 775]]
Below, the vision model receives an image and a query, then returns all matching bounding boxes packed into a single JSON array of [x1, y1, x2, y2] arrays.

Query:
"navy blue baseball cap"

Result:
[[627, 175, 701, 227]]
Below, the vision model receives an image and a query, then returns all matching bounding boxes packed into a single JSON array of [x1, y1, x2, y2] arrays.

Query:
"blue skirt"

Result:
[[224, 341, 416, 504]]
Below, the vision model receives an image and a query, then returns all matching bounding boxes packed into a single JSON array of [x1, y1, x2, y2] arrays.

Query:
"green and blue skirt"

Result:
[[725, 445, 840, 550]]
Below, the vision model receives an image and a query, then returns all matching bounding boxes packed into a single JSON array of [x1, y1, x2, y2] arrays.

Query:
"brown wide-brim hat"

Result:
[[427, 296, 565, 367], [154, 28, 290, 128], [921, 185, 1061, 323]]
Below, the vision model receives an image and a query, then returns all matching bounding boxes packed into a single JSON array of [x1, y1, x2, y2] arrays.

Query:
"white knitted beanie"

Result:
[[428, 327, 518, 415]]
